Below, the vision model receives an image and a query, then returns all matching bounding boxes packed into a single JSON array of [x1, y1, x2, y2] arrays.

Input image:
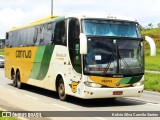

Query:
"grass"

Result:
[[144, 73, 160, 92], [145, 56, 160, 71], [142, 27, 160, 72], [144, 48, 160, 92], [145, 48, 160, 71], [141, 28, 160, 48]]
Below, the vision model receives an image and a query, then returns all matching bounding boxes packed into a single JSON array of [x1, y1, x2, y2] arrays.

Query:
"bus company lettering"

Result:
[[101, 79, 112, 83], [56, 53, 66, 57], [89, 67, 112, 72], [16, 50, 32, 58]]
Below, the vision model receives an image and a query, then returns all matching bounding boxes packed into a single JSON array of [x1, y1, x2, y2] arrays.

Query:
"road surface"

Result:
[[0, 68, 160, 120]]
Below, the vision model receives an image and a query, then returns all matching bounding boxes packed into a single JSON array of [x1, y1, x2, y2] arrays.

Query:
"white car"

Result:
[[0, 55, 4, 67]]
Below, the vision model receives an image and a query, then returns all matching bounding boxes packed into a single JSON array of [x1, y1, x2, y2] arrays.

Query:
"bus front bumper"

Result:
[[81, 85, 144, 99]]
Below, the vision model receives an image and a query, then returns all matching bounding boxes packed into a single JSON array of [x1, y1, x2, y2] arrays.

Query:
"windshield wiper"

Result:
[[103, 39, 117, 76], [117, 49, 134, 76], [102, 54, 115, 76], [119, 54, 134, 76], [103, 39, 134, 76], [115, 39, 134, 76]]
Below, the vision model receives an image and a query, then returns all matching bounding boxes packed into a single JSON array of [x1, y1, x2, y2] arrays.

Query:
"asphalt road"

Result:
[[0, 68, 160, 120]]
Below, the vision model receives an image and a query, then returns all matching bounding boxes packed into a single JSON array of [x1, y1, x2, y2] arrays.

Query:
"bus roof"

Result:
[[8, 16, 61, 32], [65, 13, 137, 22], [8, 13, 137, 32]]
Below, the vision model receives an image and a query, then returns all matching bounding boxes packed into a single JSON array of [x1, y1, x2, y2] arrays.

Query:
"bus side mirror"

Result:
[[79, 33, 87, 54]]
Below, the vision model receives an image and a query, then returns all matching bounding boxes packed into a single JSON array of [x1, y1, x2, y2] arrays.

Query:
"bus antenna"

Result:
[[51, 0, 53, 16]]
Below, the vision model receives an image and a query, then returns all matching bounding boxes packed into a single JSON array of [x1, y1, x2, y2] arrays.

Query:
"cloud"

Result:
[[0, 0, 160, 38], [0, 8, 25, 38], [53, 0, 160, 26], [0, 2, 50, 38]]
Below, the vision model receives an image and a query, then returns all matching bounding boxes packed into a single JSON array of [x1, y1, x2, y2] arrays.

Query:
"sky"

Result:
[[0, 0, 160, 38]]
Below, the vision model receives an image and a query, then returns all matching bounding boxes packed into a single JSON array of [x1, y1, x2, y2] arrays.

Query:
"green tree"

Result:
[[147, 23, 153, 29]]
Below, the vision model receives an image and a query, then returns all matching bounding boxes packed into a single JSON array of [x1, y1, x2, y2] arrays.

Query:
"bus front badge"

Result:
[[116, 82, 120, 86]]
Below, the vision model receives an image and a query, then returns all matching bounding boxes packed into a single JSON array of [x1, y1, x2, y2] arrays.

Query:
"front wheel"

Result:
[[58, 78, 67, 101]]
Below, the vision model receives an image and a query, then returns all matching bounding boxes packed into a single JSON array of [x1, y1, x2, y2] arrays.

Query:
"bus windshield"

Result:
[[83, 38, 144, 76], [82, 19, 140, 38], [82, 19, 144, 77]]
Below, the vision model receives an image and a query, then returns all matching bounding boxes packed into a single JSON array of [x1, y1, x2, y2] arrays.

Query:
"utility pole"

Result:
[[51, 0, 53, 16]]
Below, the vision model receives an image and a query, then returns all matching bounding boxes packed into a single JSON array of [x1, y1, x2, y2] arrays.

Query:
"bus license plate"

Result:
[[113, 91, 123, 95]]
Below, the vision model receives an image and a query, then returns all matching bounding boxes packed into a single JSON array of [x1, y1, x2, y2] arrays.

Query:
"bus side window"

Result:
[[34, 25, 45, 46], [68, 18, 81, 73], [51, 22, 56, 45], [6, 32, 9, 40], [16, 30, 20, 47], [25, 27, 35, 46], [19, 30, 23, 46], [12, 30, 19, 47], [39, 25, 45, 45], [23, 29, 27, 46], [5, 32, 9, 47], [21, 29, 27, 47], [54, 20, 66, 46], [33, 27, 38, 44], [12, 31, 15, 47], [8, 32, 13, 47], [43, 23, 52, 45]]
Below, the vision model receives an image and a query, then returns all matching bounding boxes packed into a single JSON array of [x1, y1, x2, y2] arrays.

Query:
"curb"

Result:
[[144, 90, 160, 96], [145, 70, 160, 74]]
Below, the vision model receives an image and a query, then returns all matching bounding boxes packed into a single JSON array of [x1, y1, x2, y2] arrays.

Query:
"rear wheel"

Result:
[[12, 72, 16, 87], [16, 71, 22, 89], [58, 78, 67, 101]]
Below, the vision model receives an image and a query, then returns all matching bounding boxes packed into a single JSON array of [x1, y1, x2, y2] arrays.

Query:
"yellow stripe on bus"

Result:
[[89, 76, 130, 87], [5, 47, 38, 83]]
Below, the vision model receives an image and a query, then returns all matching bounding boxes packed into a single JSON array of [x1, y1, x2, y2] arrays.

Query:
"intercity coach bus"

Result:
[[5, 14, 144, 101]]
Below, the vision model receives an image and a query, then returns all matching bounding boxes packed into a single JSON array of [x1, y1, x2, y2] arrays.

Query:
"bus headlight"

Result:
[[84, 82, 102, 88], [132, 76, 144, 87]]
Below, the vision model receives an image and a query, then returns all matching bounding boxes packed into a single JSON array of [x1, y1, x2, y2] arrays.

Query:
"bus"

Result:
[[5, 14, 144, 101]]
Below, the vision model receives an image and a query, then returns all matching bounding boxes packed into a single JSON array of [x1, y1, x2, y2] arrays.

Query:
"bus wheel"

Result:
[[12, 73, 17, 87], [16, 71, 22, 89], [58, 78, 67, 101]]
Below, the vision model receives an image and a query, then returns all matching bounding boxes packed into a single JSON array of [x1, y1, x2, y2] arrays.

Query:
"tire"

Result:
[[13, 78, 17, 87], [16, 71, 22, 89], [57, 78, 67, 101], [12, 74, 17, 87]]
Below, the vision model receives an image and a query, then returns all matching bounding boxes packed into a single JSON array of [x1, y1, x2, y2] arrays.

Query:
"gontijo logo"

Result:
[[16, 50, 32, 58]]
